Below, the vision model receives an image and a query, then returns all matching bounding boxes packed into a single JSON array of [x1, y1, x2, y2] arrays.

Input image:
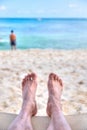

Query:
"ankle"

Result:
[[52, 102, 62, 113], [51, 107, 62, 118]]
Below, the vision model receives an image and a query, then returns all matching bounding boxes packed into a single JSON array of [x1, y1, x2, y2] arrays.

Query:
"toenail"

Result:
[[30, 77, 33, 80]]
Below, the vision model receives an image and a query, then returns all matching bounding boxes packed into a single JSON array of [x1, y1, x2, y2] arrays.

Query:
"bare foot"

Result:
[[22, 73, 37, 116], [47, 73, 63, 117], [8, 73, 37, 130]]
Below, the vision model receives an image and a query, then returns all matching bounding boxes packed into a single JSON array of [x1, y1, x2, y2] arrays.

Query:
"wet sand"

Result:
[[0, 49, 87, 116]]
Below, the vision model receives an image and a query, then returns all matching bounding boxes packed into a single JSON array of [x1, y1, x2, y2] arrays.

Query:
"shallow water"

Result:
[[0, 18, 87, 50]]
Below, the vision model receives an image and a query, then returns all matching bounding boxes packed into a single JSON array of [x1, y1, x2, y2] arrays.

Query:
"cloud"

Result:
[[0, 5, 6, 10]]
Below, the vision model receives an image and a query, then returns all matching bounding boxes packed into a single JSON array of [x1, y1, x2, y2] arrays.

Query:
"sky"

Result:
[[0, 0, 87, 18]]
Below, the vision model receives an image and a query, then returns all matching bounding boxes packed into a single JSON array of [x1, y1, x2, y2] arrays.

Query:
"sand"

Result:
[[0, 49, 87, 116]]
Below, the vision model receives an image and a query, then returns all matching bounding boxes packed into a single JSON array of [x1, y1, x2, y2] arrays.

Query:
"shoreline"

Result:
[[0, 49, 87, 116], [0, 48, 87, 51]]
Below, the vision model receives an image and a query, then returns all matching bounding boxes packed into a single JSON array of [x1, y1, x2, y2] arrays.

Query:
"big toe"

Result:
[[49, 73, 55, 80], [31, 73, 37, 80], [49, 73, 59, 80]]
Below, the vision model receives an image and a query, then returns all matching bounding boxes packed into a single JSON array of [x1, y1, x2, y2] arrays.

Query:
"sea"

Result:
[[0, 18, 87, 50]]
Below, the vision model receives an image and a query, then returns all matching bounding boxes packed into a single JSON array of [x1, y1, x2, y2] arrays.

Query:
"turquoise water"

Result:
[[0, 18, 87, 50]]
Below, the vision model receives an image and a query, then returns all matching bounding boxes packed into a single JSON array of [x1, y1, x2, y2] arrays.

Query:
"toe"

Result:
[[54, 74, 58, 80], [31, 73, 37, 80], [49, 73, 54, 80], [59, 78, 63, 87], [26, 74, 31, 80]]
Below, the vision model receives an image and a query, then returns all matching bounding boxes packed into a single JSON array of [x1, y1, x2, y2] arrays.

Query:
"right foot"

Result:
[[47, 73, 63, 117], [22, 73, 37, 116]]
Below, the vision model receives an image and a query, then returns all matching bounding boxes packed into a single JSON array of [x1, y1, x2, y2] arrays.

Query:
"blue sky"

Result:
[[0, 0, 87, 18]]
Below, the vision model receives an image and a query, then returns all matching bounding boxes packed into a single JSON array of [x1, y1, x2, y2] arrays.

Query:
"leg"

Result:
[[14, 45, 16, 50], [8, 73, 37, 130], [46, 73, 71, 130], [11, 45, 13, 50]]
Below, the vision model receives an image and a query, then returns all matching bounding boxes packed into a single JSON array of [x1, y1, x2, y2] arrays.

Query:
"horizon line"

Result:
[[0, 17, 87, 19]]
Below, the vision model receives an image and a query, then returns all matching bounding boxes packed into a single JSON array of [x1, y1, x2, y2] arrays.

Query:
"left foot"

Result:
[[22, 73, 37, 116]]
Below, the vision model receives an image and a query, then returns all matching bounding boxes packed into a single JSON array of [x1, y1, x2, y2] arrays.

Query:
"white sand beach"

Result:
[[0, 49, 87, 116]]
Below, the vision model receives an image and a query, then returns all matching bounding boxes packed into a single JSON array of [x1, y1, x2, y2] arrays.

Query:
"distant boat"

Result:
[[37, 18, 42, 21]]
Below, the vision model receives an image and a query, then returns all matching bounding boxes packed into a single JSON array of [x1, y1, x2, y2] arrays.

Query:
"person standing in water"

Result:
[[10, 30, 16, 50]]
